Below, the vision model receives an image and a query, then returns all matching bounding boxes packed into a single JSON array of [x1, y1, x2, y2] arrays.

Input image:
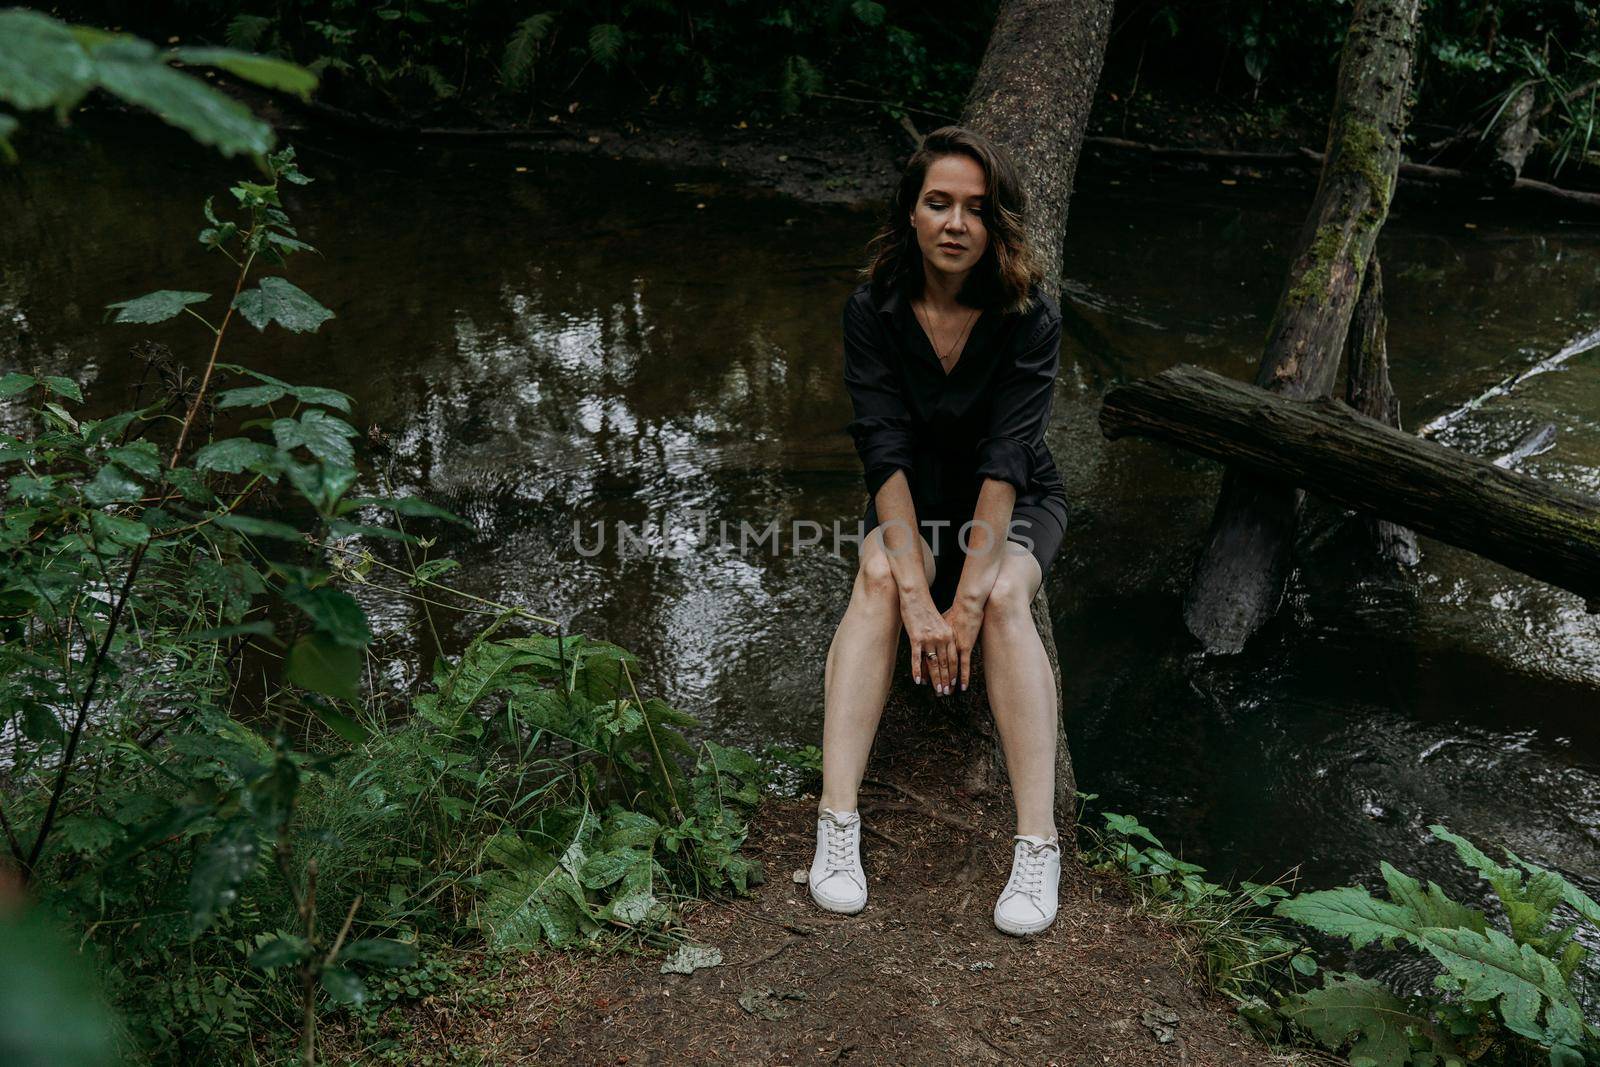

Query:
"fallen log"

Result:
[[1418, 324, 1600, 440], [1080, 136, 1600, 212], [1184, 0, 1423, 654], [1100, 365, 1600, 609], [1489, 82, 1541, 188], [1495, 423, 1558, 469]]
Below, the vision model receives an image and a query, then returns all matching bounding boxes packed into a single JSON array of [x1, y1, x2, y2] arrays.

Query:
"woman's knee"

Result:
[[856, 529, 934, 603], [982, 562, 1038, 629], [856, 537, 900, 603]]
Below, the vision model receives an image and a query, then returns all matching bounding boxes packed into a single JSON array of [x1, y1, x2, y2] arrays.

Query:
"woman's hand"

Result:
[[941, 596, 983, 693], [900, 589, 957, 695]]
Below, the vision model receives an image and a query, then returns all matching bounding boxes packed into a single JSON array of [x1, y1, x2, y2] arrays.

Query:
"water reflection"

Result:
[[4, 123, 1600, 983]]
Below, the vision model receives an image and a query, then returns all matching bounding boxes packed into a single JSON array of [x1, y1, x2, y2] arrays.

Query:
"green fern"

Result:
[[588, 23, 625, 71], [503, 12, 556, 90], [224, 14, 272, 51]]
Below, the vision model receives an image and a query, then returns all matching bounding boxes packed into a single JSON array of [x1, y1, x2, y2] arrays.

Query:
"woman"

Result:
[[810, 126, 1070, 937]]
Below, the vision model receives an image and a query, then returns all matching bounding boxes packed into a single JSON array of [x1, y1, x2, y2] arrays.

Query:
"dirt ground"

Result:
[[356, 720, 1302, 1067]]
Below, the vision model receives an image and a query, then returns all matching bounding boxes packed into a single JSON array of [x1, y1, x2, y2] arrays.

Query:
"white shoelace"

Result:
[[819, 810, 859, 877], [1001, 836, 1055, 904]]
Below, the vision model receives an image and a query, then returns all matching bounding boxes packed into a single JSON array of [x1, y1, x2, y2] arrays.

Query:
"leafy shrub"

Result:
[[1277, 825, 1600, 1066], [1, 16, 765, 1062]]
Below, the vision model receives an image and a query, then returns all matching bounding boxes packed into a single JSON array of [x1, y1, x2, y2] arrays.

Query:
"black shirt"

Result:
[[842, 278, 1068, 519]]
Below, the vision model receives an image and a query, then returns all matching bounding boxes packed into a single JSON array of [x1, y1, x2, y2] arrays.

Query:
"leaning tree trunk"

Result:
[[1182, 0, 1423, 654], [880, 0, 1114, 839], [1342, 258, 1420, 565]]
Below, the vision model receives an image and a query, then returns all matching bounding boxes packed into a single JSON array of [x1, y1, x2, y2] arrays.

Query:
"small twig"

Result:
[[861, 777, 983, 834], [620, 658, 682, 821], [896, 113, 923, 149], [861, 800, 983, 836], [862, 823, 905, 850], [711, 902, 815, 937], [325, 893, 362, 965], [738, 935, 800, 970]]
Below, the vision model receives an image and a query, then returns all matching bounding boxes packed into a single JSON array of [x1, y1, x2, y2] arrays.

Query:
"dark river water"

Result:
[[5, 119, 1600, 995]]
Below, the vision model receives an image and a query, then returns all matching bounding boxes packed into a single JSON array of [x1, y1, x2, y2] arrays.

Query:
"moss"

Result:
[[1286, 221, 1346, 307], [1332, 118, 1393, 205]]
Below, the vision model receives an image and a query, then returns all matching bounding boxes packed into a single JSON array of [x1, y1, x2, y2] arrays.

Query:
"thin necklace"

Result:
[[915, 299, 980, 369]]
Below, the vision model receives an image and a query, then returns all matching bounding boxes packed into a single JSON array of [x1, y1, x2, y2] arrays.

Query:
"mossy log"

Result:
[[1342, 258, 1419, 565], [1183, 0, 1424, 654], [1101, 365, 1600, 607]]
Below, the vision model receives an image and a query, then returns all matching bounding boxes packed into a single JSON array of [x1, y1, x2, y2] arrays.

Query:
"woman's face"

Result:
[[910, 153, 989, 281]]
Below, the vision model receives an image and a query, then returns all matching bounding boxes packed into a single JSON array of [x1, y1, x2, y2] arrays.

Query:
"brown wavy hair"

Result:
[[862, 125, 1042, 314]]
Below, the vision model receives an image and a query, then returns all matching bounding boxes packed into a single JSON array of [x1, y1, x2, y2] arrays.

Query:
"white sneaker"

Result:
[[994, 834, 1061, 936], [808, 808, 867, 915]]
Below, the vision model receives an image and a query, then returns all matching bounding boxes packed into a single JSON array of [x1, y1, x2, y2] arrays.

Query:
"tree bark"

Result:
[[1342, 258, 1420, 565], [879, 0, 1114, 840], [1100, 365, 1600, 608], [1182, 0, 1423, 654], [1489, 81, 1540, 188], [962, 0, 1116, 298]]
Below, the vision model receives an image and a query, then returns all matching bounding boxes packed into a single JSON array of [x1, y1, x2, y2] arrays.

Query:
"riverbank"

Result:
[[228, 77, 1600, 219], [324, 720, 1298, 1065]]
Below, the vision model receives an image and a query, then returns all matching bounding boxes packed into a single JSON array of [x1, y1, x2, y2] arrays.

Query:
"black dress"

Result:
[[843, 278, 1070, 612]]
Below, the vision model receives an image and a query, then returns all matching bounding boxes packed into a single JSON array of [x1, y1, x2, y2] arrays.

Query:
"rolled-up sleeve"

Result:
[[842, 295, 916, 497], [975, 309, 1060, 494]]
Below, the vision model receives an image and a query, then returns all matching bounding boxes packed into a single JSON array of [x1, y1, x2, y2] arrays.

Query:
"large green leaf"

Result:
[[106, 442, 160, 479], [1421, 926, 1584, 1049], [171, 47, 317, 99], [1379, 863, 1486, 936], [1281, 874, 1590, 1055], [433, 639, 548, 726], [0, 908, 120, 1067], [602, 810, 662, 850], [272, 408, 356, 466], [189, 819, 259, 935], [90, 511, 150, 549], [282, 584, 371, 647], [341, 494, 469, 525], [285, 633, 362, 702], [0, 373, 36, 397], [318, 967, 366, 1005], [286, 459, 358, 513], [1509, 849, 1600, 931], [105, 289, 211, 324], [336, 938, 417, 968], [1277, 885, 1423, 952], [248, 935, 310, 969], [40, 376, 81, 402], [1280, 973, 1443, 1067], [90, 38, 273, 157], [0, 10, 94, 111], [477, 836, 592, 949], [233, 277, 334, 333], [212, 513, 303, 541], [83, 463, 145, 506], [578, 847, 644, 889], [191, 437, 279, 474]]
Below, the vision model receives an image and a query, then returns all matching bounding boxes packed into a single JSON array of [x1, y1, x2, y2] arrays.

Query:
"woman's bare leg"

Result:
[[979, 550, 1057, 840], [817, 527, 935, 814]]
